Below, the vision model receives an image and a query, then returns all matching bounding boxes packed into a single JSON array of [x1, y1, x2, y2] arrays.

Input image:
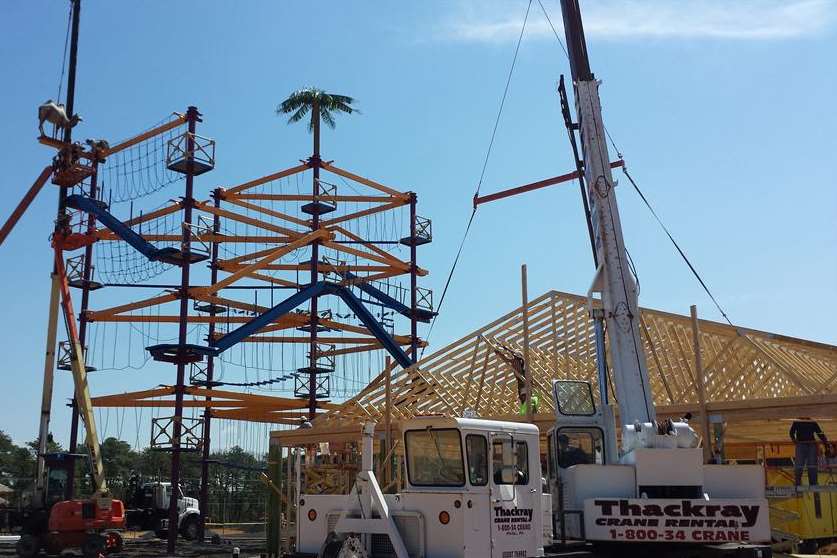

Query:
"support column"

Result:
[[384, 356, 393, 485], [48, 0, 81, 502], [198, 188, 222, 539], [690, 304, 712, 464], [307, 100, 321, 420], [66, 157, 99, 500], [409, 193, 418, 362], [167, 106, 200, 552], [521, 264, 533, 423]]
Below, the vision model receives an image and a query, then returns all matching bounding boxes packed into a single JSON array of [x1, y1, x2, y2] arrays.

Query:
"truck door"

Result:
[[464, 433, 491, 557], [490, 434, 537, 558]]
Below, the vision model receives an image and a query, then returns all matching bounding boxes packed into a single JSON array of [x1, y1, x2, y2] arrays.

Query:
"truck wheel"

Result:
[[104, 530, 124, 554], [15, 534, 41, 558], [44, 533, 64, 556], [180, 514, 201, 541], [81, 534, 106, 558]]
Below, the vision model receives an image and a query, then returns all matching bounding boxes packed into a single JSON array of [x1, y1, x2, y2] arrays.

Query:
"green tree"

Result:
[[277, 87, 357, 156]]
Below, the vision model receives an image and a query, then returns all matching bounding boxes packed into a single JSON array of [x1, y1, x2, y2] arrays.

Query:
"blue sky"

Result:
[[1, 1, 835, 447]]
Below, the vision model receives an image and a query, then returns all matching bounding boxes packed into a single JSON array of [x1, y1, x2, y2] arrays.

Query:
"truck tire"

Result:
[[15, 534, 41, 558], [104, 530, 124, 554], [81, 534, 106, 558], [180, 514, 201, 541]]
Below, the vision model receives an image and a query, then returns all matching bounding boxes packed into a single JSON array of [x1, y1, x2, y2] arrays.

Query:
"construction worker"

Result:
[[518, 387, 539, 416], [790, 417, 828, 486]]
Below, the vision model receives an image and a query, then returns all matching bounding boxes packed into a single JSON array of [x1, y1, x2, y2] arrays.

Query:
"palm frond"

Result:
[[319, 108, 336, 129], [287, 105, 310, 124], [278, 87, 357, 132]]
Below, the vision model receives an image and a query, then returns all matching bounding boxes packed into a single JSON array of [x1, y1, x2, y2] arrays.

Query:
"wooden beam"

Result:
[[691, 305, 712, 463], [105, 114, 187, 156], [223, 163, 310, 196], [320, 163, 408, 198]]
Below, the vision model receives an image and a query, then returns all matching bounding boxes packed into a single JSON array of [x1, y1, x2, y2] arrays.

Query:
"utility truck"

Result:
[[294, 1, 772, 557], [124, 479, 201, 540], [544, 0, 771, 554], [297, 417, 550, 558]]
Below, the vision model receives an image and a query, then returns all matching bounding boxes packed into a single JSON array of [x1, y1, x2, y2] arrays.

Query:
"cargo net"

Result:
[[206, 169, 415, 398], [94, 201, 183, 283], [98, 114, 186, 205]]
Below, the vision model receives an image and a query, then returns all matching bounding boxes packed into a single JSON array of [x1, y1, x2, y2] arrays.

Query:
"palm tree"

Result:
[[277, 87, 357, 156], [276, 88, 357, 420]]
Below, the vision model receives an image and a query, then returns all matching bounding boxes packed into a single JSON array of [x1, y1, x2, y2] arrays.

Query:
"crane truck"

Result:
[[14, 246, 126, 558], [545, 0, 770, 554], [289, 2, 772, 557]]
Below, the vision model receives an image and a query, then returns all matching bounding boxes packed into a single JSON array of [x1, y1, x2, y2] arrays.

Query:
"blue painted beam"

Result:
[[333, 285, 412, 369], [340, 271, 436, 323], [212, 282, 328, 352], [211, 281, 413, 369], [66, 194, 159, 260]]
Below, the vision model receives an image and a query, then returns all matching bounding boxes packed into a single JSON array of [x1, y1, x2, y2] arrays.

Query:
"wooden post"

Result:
[[522, 265, 533, 423], [385, 357, 393, 485], [267, 438, 282, 558], [690, 305, 712, 463]]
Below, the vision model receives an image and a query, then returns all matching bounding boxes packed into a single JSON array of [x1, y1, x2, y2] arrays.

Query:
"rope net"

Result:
[[98, 114, 186, 205]]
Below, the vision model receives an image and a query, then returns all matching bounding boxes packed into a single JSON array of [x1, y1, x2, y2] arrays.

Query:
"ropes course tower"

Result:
[[17, 94, 434, 549]]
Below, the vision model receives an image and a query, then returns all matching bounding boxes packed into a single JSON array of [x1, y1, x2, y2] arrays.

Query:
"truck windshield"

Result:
[[405, 428, 465, 487]]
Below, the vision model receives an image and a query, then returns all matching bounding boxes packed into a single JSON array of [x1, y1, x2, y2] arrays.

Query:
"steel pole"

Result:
[[198, 188, 222, 539], [307, 101, 321, 420], [39, 0, 80, 502], [409, 194, 418, 362], [65, 157, 99, 499], [167, 106, 199, 552]]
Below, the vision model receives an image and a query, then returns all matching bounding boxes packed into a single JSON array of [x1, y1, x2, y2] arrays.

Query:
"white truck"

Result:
[[298, 417, 551, 558], [124, 481, 201, 540], [546, 0, 771, 554]]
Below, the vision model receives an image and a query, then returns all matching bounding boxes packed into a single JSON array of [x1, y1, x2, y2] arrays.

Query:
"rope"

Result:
[[422, 0, 533, 357], [536, 0, 569, 59], [56, 1, 73, 104], [621, 165, 732, 326]]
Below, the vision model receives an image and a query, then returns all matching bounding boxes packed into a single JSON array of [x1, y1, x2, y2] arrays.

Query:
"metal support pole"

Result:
[[198, 188, 222, 539], [167, 106, 199, 552], [592, 309, 608, 406], [40, 0, 80, 502], [384, 357, 393, 485], [521, 264, 533, 423], [35, 273, 61, 503], [690, 305, 712, 464], [65, 157, 99, 500], [307, 101, 321, 420], [409, 194, 418, 362]]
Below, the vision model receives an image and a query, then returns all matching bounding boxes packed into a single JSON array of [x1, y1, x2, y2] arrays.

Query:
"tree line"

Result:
[[0, 431, 269, 524]]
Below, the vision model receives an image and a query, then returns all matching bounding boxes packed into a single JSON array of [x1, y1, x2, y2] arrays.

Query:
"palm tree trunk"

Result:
[[308, 100, 321, 419]]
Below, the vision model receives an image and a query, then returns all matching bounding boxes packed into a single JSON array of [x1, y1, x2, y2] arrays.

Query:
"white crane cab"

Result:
[[297, 416, 548, 558], [547, 379, 771, 548]]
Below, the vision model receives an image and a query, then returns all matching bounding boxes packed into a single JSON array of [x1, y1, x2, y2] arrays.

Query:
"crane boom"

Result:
[[54, 248, 108, 499], [560, 0, 656, 426]]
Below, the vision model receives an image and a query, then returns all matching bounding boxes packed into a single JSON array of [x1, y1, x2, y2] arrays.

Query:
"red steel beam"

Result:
[[473, 160, 624, 208]]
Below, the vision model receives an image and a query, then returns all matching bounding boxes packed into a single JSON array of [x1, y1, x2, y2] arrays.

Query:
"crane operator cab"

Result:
[[297, 416, 549, 558], [547, 379, 771, 549], [546, 379, 618, 539]]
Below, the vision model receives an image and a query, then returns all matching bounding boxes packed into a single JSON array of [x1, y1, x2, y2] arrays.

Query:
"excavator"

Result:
[[14, 241, 125, 557]]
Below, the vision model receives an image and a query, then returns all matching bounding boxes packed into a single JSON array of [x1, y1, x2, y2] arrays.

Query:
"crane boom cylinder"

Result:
[[54, 249, 109, 502]]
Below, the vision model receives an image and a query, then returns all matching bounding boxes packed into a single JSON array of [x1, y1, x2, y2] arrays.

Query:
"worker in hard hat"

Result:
[[790, 417, 828, 487]]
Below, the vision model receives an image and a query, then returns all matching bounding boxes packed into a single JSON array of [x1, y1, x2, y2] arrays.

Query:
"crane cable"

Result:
[[539, 0, 733, 327], [421, 0, 534, 358]]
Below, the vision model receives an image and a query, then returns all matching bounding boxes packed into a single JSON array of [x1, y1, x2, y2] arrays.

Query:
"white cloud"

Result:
[[437, 0, 837, 42]]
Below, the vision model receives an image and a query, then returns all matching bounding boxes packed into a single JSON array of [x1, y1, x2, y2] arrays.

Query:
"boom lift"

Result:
[[546, 0, 771, 554], [15, 245, 125, 558]]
